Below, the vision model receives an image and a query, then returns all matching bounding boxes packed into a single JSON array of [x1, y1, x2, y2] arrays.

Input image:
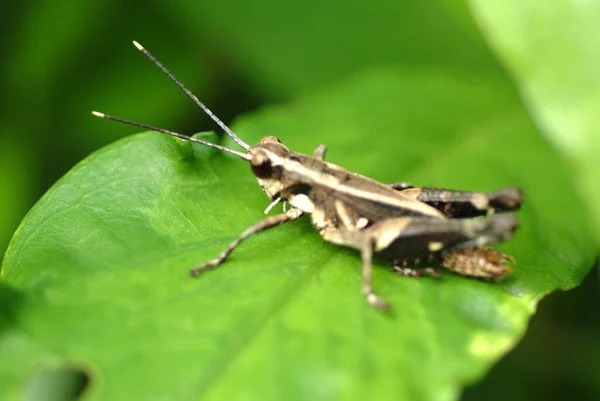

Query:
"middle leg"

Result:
[[319, 227, 389, 309]]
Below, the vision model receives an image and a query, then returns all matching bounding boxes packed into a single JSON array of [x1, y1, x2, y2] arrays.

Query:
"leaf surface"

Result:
[[1, 69, 595, 401]]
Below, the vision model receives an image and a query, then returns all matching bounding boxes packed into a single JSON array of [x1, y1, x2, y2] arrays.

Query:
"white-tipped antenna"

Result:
[[92, 111, 251, 160], [132, 40, 250, 150]]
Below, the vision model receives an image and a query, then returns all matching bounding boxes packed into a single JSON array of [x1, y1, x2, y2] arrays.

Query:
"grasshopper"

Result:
[[93, 41, 523, 309]]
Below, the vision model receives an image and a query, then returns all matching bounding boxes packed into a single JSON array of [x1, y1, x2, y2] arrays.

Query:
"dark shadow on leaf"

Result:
[[24, 365, 91, 401], [0, 281, 23, 335]]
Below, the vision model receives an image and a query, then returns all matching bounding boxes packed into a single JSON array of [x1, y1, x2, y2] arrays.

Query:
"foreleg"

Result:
[[190, 207, 303, 275]]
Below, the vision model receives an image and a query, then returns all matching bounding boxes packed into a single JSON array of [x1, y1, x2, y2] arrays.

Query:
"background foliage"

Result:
[[0, 1, 598, 400]]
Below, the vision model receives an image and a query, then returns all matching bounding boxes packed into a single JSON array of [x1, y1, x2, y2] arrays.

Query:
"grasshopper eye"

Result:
[[251, 150, 275, 178]]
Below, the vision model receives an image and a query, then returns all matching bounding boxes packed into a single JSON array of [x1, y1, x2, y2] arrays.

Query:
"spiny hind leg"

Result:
[[393, 187, 523, 217], [370, 214, 518, 258], [370, 214, 518, 280]]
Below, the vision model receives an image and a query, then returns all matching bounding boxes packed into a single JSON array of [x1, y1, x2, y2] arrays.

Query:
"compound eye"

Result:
[[250, 151, 274, 178]]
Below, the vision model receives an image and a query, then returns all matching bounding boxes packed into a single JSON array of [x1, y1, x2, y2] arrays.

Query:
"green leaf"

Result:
[[1, 69, 595, 400], [469, 0, 600, 239]]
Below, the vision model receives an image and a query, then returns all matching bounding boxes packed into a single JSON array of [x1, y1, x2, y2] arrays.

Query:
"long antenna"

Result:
[[92, 111, 251, 160], [132, 40, 250, 150]]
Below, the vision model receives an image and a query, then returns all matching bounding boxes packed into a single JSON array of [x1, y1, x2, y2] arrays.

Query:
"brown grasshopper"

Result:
[[93, 41, 523, 309]]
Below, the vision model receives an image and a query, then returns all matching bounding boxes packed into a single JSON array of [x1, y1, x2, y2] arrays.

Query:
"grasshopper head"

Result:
[[249, 136, 290, 200]]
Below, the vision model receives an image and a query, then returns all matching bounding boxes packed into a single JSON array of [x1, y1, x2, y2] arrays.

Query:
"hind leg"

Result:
[[393, 187, 523, 217]]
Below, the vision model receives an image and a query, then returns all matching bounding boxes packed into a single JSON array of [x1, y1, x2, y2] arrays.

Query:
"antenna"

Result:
[[92, 111, 251, 161], [132, 40, 250, 150]]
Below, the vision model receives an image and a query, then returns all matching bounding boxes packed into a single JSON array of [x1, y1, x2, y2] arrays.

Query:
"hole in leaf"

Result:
[[23, 365, 91, 401]]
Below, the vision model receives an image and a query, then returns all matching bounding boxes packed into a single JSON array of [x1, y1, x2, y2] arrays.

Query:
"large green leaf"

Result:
[[1, 69, 595, 400], [469, 0, 600, 238]]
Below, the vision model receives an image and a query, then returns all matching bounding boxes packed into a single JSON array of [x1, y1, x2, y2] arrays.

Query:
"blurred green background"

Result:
[[0, 0, 598, 400]]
